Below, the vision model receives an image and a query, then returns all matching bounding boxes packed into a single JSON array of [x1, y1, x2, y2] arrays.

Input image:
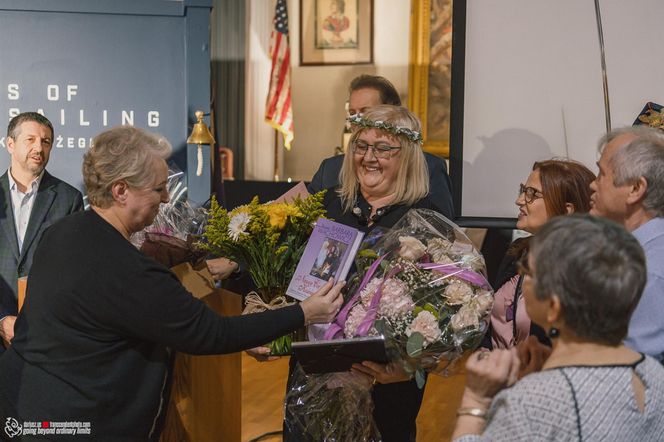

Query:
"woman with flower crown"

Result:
[[284, 105, 443, 442]]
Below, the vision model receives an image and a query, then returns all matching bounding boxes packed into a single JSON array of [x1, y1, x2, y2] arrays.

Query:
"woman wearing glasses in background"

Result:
[[486, 159, 595, 361], [285, 105, 441, 442]]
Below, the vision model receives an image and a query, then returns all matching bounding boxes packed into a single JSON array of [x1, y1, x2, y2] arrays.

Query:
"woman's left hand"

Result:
[[351, 361, 412, 385], [462, 349, 520, 408]]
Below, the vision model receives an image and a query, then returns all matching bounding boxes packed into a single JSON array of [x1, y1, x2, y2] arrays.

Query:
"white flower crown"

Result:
[[347, 114, 424, 144]]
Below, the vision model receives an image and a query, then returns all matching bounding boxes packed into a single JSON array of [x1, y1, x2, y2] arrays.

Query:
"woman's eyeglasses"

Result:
[[351, 140, 401, 159], [518, 184, 543, 204]]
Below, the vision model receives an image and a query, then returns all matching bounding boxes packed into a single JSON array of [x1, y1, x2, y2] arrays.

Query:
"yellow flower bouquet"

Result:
[[201, 191, 326, 353]]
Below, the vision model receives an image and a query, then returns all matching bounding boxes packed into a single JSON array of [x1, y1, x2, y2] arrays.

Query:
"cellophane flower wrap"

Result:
[[131, 169, 208, 266], [285, 209, 493, 441], [200, 191, 326, 354]]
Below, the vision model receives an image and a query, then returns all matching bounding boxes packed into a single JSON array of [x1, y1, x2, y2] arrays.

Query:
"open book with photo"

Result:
[[286, 217, 364, 301]]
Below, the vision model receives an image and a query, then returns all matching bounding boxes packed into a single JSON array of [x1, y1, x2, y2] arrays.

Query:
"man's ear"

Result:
[[6, 137, 15, 154], [627, 176, 648, 205], [564, 203, 575, 215], [111, 181, 129, 203]]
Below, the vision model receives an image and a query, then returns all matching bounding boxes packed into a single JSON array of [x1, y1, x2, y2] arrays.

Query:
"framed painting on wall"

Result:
[[408, 0, 454, 158], [300, 0, 373, 65]]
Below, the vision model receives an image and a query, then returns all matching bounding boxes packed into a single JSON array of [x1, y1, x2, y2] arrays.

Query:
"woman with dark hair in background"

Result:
[[487, 159, 595, 353]]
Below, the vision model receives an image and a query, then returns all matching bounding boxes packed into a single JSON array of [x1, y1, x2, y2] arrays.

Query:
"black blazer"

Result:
[[0, 170, 83, 318]]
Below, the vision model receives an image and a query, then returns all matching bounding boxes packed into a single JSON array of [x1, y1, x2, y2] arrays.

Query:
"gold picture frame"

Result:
[[300, 0, 373, 66], [408, 0, 453, 157]]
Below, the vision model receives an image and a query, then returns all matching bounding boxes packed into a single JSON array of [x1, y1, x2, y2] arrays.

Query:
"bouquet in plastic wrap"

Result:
[[131, 169, 209, 267], [285, 209, 493, 441]]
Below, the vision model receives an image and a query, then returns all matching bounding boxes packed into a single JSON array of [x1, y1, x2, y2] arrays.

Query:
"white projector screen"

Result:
[[449, 0, 664, 227]]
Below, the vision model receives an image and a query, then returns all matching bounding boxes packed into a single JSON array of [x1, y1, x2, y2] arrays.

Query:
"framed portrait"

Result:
[[300, 0, 373, 65], [408, 0, 454, 157]]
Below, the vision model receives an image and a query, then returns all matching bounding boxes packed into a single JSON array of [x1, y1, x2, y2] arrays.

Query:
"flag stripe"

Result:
[[265, 0, 294, 150]]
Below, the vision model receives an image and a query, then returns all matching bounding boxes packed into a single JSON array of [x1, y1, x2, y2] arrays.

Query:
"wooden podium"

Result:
[[160, 289, 243, 442]]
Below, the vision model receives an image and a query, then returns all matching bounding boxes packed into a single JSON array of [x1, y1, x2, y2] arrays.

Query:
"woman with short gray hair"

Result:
[[0, 126, 344, 440], [83, 125, 172, 208], [452, 215, 664, 441]]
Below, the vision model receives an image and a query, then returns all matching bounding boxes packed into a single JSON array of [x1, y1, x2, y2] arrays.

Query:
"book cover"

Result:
[[272, 181, 310, 204], [286, 217, 364, 301]]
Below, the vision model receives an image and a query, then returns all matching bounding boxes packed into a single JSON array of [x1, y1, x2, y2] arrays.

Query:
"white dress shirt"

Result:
[[7, 169, 44, 253]]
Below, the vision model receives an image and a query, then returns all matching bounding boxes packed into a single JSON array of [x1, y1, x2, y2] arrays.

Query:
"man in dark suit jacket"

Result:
[[0, 112, 83, 347], [307, 74, 454, 218]]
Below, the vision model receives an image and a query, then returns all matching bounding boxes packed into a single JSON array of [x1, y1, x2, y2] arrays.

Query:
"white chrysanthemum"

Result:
[[406, 311, 442, 347], [228, 212, 251, 240]]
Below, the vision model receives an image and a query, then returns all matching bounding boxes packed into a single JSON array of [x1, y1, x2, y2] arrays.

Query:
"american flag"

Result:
[[265, 0, 294, 149]]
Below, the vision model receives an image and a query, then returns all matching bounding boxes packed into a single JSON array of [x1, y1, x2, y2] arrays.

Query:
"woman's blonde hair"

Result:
[[339, 105, 429, 211], [83, 126, 172, 208]]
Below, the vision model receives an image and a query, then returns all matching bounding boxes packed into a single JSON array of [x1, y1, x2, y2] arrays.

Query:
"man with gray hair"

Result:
[[589, 125, 664, 362]]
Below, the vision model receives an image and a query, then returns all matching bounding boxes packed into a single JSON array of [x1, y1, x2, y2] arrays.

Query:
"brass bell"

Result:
[[187, 110, 215, 177], [187, 111, 215, 145]]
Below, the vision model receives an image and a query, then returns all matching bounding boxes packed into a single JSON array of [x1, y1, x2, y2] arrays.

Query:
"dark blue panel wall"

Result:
[[0, 0, 213, 204]]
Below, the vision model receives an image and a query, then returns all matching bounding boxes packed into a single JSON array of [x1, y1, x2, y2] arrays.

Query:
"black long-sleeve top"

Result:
[[0, 210, 303, 440]]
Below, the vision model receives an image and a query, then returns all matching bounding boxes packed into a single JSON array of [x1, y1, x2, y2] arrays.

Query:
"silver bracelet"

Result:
[[456, 407, 488, 419]]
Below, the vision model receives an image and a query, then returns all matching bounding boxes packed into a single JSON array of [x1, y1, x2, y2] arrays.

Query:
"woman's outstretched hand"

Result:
[[299, 278, 345, 325]]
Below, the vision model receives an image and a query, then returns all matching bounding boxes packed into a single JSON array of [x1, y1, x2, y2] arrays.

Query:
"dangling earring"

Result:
[[548, 327, 560, 338]]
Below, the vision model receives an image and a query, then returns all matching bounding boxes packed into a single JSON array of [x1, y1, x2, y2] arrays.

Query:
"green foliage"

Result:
[[415, 369, 426, 389], [406, 332, 424, 357]]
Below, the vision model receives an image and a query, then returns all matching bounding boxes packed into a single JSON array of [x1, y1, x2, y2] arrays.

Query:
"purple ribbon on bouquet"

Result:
[[353, 264, 402, 337], [324, 255, 387, 340], [419, 262, 491, 289]]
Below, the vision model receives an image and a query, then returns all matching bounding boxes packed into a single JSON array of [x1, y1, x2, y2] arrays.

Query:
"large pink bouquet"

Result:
[[285, 209, 493, 440]]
